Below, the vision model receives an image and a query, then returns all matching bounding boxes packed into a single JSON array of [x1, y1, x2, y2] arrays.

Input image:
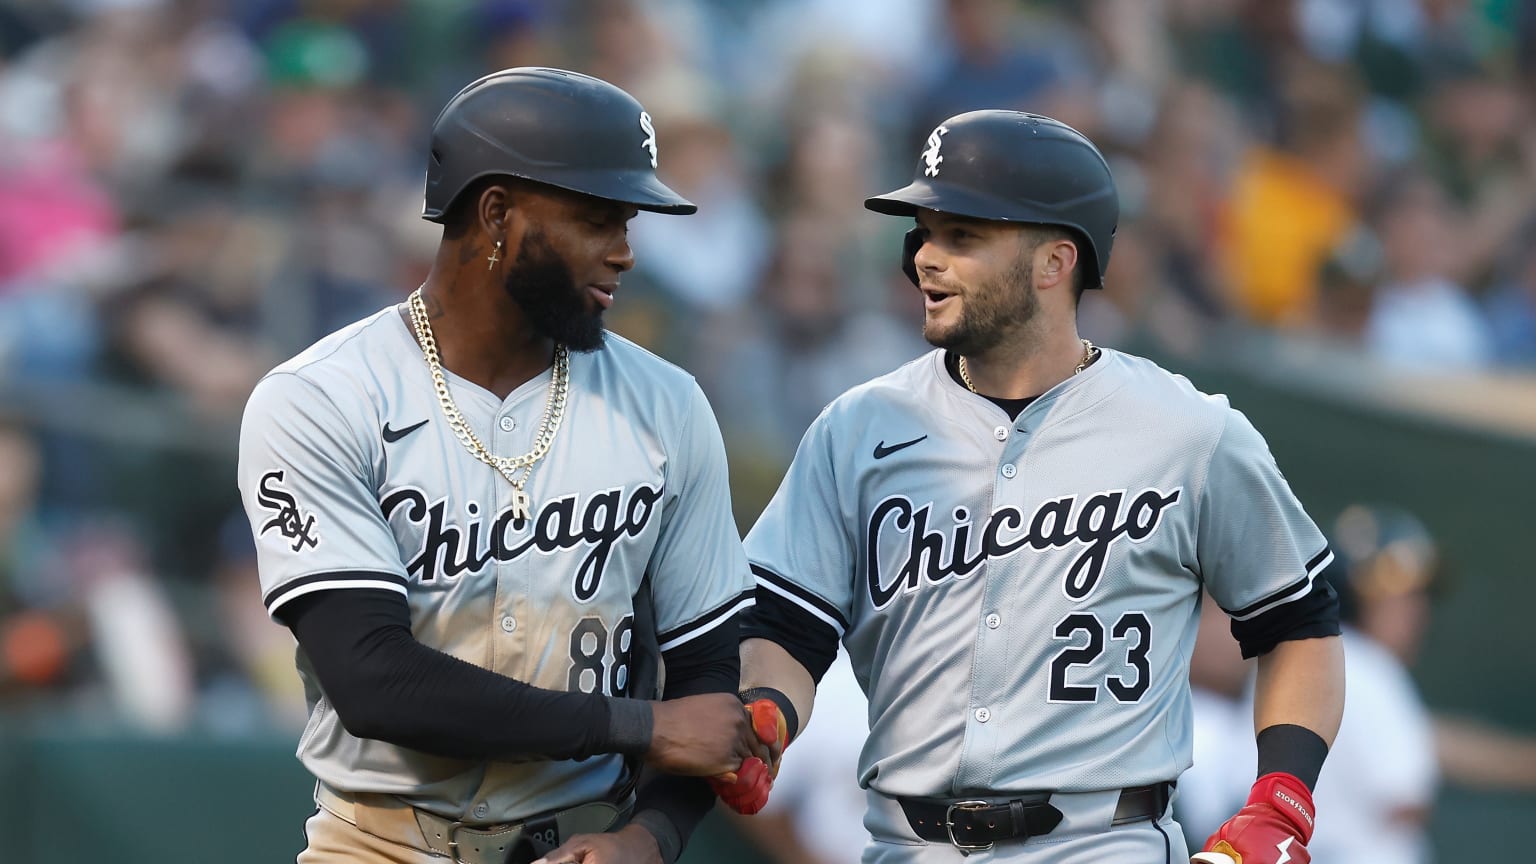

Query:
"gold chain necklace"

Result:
[[407, 287, 569, 520], [959, 338, 1097, 394]]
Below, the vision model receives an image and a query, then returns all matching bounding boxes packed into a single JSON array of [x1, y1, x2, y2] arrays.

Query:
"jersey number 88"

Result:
[[568, 615, 634, 697]]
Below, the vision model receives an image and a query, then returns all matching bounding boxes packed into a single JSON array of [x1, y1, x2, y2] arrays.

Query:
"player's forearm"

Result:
[[1252, 634, 1345, 746], [286, 588, 649, 761], [740, 637, 818, 730], [334, 625, 654, 760]]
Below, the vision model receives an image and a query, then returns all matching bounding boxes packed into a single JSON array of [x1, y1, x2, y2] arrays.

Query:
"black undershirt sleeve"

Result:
[[1228, 576, 1341, 659], [630, 614, 742, 863], [282, 587, 651, 761], [740, 586, 841, 685]]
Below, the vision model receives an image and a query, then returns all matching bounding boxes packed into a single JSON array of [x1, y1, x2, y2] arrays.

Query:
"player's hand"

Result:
[[531, 823, 661, 864], [708, 699, 791, 815], [646, 693, 770, 777], [1192, 772, 1315, 864]]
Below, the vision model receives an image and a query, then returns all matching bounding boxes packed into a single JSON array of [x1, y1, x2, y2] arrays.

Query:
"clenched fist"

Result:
[[1192, 772, 1315, 864], [709, 699, 791, 814], [646, 693, 770, 777]]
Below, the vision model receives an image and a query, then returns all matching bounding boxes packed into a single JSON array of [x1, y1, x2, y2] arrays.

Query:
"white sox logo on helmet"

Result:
[[639, 111, 658, 168], [922, 125, 949, 177]]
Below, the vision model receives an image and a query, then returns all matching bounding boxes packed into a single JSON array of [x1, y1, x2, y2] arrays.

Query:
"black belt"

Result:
[[898, 782, 1172, 851]]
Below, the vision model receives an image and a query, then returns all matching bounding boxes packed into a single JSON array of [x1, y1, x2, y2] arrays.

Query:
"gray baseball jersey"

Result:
[[237, 306, 752, 822], [746, 348, 1330, 803]]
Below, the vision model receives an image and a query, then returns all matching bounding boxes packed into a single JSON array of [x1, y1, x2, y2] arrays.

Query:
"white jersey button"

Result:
[[1000, 464, 1017, 479], [974, 707, 991, 723], [473, 802, 490, 819], [501, 616, 517, 633], [985, 613, 1001, 629], [993, 425, 1009, 441], [499, 416, 516, 432]]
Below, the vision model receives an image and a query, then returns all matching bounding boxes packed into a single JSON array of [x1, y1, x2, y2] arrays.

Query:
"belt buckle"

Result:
[[944, 800, 994, 852], [444, 820, 467, 864]]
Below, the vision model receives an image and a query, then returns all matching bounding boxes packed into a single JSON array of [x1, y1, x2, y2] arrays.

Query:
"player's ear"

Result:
[[1035, 232, 1079, 293], [477, 182, 516, 247]]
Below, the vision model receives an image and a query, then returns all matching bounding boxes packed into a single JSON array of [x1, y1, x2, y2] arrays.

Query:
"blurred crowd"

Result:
[[2, 0, 1536, 753]]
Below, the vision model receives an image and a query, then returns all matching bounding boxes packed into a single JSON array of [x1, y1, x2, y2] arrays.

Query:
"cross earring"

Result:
[[487, 240, 502, 271]]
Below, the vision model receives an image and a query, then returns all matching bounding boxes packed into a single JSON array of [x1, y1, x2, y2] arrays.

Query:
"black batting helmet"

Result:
[[422, 67, 696, 223], [866, 111, 1118, 288]]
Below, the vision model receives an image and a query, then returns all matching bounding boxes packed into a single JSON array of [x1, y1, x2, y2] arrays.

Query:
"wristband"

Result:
[[1255, 724, 1328, 791]]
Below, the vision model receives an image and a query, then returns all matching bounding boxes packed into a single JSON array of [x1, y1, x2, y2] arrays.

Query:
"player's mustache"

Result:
[[917, 276, 961, 295]]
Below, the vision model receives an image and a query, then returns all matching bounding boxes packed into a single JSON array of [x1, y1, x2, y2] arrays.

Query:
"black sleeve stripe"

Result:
[[750, 564, 849, 633], [263, 570, 408, 615], [1224, 547, 1334, 621], [657, 589, 755, 652]]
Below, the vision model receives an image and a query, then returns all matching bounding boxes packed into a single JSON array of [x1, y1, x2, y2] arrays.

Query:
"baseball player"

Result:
[[722, 112, 1346, 863], [237, 68, 770, 864]]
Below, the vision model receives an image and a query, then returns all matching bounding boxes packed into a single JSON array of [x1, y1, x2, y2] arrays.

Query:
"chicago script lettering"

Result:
[[381, 483, 663, 602], [866, 487, 1182, 609]]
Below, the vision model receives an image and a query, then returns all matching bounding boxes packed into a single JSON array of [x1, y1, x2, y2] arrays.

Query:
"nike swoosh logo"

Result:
[[873, 435, 927, 459], [382, 419, 429, 443]]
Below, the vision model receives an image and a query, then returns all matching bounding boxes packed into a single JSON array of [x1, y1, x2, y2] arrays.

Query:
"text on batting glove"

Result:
[[1196, 772, 1315, 864]]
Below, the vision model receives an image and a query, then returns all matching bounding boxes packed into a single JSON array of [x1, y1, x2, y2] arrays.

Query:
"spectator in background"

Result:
[[0, 422, 77, 702], [0, 420, 195, 730], [1361, 168, 1495, 371], [1095, 80, 1249, 351], [1482, 231, 1536, 368], [1420, 62, 1536, 293], [1220, 60, 1370, 327], [911, 0, 1088, 136], [1314, 225, 1385, 342], [626, 69, 770, 317]]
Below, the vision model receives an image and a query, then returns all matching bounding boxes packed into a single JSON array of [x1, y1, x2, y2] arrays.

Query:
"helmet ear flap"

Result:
[[901, 228, 923, 286]]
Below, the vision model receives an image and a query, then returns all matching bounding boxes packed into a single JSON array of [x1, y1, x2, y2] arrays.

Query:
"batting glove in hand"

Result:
[[710, 755, 773, 815], [1191, 772, 1315, 864], [709, 699, 790, 815]]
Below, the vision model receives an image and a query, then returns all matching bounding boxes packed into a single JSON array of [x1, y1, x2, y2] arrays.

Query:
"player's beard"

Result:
[[503, 228, 606, 352], [922, 252, 1039, 356]]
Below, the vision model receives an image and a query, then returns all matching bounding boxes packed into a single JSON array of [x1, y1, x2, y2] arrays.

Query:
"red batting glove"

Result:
[[709, 756, 772, 815], [1192, 772, 1315, 864]]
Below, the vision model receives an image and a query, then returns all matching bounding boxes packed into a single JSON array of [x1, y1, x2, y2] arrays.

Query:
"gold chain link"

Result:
[[959, 338, 1097, 394], [407, 288, 568, 514]]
